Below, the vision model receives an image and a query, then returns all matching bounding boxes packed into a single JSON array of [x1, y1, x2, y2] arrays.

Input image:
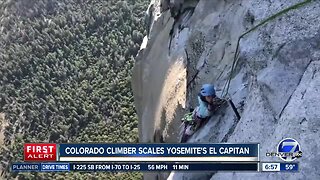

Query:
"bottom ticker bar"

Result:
[[12, 162, 258, 172], [69, 162, 258, 172]]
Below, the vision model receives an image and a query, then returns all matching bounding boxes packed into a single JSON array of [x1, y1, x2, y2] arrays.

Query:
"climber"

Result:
[[180, 84, 225, 143], [193, 84, 225, 130]]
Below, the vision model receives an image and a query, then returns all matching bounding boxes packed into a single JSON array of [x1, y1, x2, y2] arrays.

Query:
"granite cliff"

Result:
[[132, 0, 320, 179]]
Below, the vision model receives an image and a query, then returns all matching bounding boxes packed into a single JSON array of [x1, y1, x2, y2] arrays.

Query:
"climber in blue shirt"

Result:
[[193, 84, 225, 129], [180, 84, 226, 142]]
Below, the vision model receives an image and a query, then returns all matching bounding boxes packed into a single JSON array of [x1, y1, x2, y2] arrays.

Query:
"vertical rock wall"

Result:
[[132, 0, 320, 179]]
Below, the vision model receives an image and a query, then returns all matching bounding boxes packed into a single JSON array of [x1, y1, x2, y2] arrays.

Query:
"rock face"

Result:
[[131, 0, 320, 179]]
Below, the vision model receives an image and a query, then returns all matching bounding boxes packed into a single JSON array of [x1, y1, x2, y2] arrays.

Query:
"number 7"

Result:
[[282, 141, 298, 152]]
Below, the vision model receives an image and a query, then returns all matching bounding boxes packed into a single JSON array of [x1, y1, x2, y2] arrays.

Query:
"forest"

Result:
[[0, 0, 148, 179]]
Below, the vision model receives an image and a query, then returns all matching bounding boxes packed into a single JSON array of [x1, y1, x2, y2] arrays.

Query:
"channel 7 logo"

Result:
[[266, 138, 302, 162]]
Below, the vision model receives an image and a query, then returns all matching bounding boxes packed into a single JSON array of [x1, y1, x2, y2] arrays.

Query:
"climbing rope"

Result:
[[221, 0, 314, 98]]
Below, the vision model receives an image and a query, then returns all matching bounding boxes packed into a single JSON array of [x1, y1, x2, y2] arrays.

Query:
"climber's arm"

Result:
[[196, 96, 212, 119]]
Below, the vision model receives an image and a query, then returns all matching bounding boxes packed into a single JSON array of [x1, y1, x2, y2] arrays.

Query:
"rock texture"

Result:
[[132, 0, 320, 179]]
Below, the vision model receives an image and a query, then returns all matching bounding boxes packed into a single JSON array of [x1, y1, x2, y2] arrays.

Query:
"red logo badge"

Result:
[[24, 143, 57, 161]]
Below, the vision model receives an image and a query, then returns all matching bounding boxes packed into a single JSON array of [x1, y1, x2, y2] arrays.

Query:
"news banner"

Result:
[[11, 143, 299, 172]]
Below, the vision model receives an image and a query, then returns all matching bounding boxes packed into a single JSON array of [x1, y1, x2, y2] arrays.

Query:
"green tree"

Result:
[[0, 0, 148, 179]]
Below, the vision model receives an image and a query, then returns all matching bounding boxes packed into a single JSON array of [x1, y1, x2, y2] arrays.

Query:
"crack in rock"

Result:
[[278, 59, 313, 120]]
